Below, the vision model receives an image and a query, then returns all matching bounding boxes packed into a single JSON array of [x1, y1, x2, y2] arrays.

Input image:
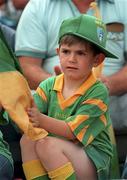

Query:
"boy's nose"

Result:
[[68, 54, 76, 63]]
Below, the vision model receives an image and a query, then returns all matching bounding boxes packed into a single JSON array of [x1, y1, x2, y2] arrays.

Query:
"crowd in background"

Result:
[[0, 0, 28, 29]]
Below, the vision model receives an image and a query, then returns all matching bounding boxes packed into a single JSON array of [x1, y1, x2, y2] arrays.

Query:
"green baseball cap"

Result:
[[58, 14, 117, 59]]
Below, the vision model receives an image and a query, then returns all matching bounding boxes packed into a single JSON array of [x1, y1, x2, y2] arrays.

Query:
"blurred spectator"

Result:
[[0, 0, 28, 29], [0, 0, 4, 6], [12, 0, 28, 10]]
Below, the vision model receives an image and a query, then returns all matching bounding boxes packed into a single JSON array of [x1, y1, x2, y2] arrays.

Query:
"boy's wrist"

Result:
[[39, 113, 46, 128]]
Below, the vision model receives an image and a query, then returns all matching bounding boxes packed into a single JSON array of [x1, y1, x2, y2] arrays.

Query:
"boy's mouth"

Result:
[[66, 66, 78, 70]]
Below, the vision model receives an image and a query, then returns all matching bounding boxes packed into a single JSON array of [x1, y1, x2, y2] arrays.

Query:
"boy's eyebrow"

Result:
[[61, 46, 87, 51], [61, 47, 69, 49], [76, 49, 87, 52], [61, 48, 88, 54]]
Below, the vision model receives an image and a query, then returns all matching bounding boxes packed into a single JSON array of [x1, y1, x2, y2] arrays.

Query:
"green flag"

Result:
[[0, 29, 47, 140]]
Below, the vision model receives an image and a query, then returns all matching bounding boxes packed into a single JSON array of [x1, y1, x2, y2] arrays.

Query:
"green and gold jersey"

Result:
[[34, 73, 119, 179]]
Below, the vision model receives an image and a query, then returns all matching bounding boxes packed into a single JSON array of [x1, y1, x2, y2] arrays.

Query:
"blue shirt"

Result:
[[15, 0, 127, 75]]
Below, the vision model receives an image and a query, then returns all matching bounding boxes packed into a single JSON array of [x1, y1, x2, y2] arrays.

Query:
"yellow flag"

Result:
[[0, 71, 48, 140], [90, 2, 104, 78]]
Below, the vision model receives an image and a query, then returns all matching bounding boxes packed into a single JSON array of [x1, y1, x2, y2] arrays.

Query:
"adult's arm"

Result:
[[19, 56, 51, 90], [101, 65, 127, 96], [15, 0, 52, 89], [12, 0, 28, 9]]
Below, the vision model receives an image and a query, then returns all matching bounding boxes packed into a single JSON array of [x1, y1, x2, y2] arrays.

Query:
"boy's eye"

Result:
[[77, 51, 86, 56], [61, 49, 69, 54]]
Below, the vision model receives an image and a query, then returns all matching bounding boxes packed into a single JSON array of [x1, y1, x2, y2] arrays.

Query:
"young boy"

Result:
[[20, 14, 118, 180]]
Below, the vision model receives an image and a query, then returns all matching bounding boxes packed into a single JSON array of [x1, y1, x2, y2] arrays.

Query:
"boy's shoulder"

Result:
[[95, 80, 108, 91], [39, 75, 57, 89], [86, 80, 109, 99]]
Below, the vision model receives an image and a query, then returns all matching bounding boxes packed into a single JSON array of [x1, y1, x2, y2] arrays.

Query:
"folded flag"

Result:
[[90, 2, 104, 78], [0, 28, 48, 140]]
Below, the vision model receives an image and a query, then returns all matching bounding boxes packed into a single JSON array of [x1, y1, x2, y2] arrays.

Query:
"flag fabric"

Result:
[[0, 28, 48, 140], [90, 2, 104, 78]]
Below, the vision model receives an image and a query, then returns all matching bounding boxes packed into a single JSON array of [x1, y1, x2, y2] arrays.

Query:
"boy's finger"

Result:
[[31, 98, 37, 108]]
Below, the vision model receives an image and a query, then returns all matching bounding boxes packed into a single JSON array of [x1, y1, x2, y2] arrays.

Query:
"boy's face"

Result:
[[57, 42, 103, 81]]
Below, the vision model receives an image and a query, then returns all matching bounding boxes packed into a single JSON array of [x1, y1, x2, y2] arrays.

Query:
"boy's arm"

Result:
[[38, 114, 75, 140], [27, 100, 75, 140], [30, 93, 108, 144]]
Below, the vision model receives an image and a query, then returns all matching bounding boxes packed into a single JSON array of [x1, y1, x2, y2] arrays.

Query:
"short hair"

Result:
[[59, 34, 102, 55]]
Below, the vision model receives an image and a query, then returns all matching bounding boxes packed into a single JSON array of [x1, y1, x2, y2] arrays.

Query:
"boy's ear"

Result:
[[56, 48, 60, 55], [93, 53, 105, 67]]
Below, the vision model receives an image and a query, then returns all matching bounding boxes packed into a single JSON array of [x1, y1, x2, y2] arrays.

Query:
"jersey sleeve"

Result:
[[66, 84, 111, 147], [33, 77, 55, 113], [15, 0, 48, 59]]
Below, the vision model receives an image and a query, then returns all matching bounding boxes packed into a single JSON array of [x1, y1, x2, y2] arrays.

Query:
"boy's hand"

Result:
[[27, 99, 41, 127]]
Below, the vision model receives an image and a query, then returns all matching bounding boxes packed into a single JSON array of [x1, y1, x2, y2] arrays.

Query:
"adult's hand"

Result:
[[54, 65, 62, 76], [100, 75, 111, 92]]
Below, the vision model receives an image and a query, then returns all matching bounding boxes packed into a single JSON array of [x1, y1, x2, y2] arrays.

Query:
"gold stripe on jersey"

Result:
[[36, 87, 47, 102], [82, 98, 107, 112], [77, 125, 89, 142], [100, 114, 107, 126], [68, 115, 89, 131], [86, 135, 94, 146]]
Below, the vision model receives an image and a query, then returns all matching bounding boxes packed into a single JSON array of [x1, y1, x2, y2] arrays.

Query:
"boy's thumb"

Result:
[[30, 98, 36, 108]]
